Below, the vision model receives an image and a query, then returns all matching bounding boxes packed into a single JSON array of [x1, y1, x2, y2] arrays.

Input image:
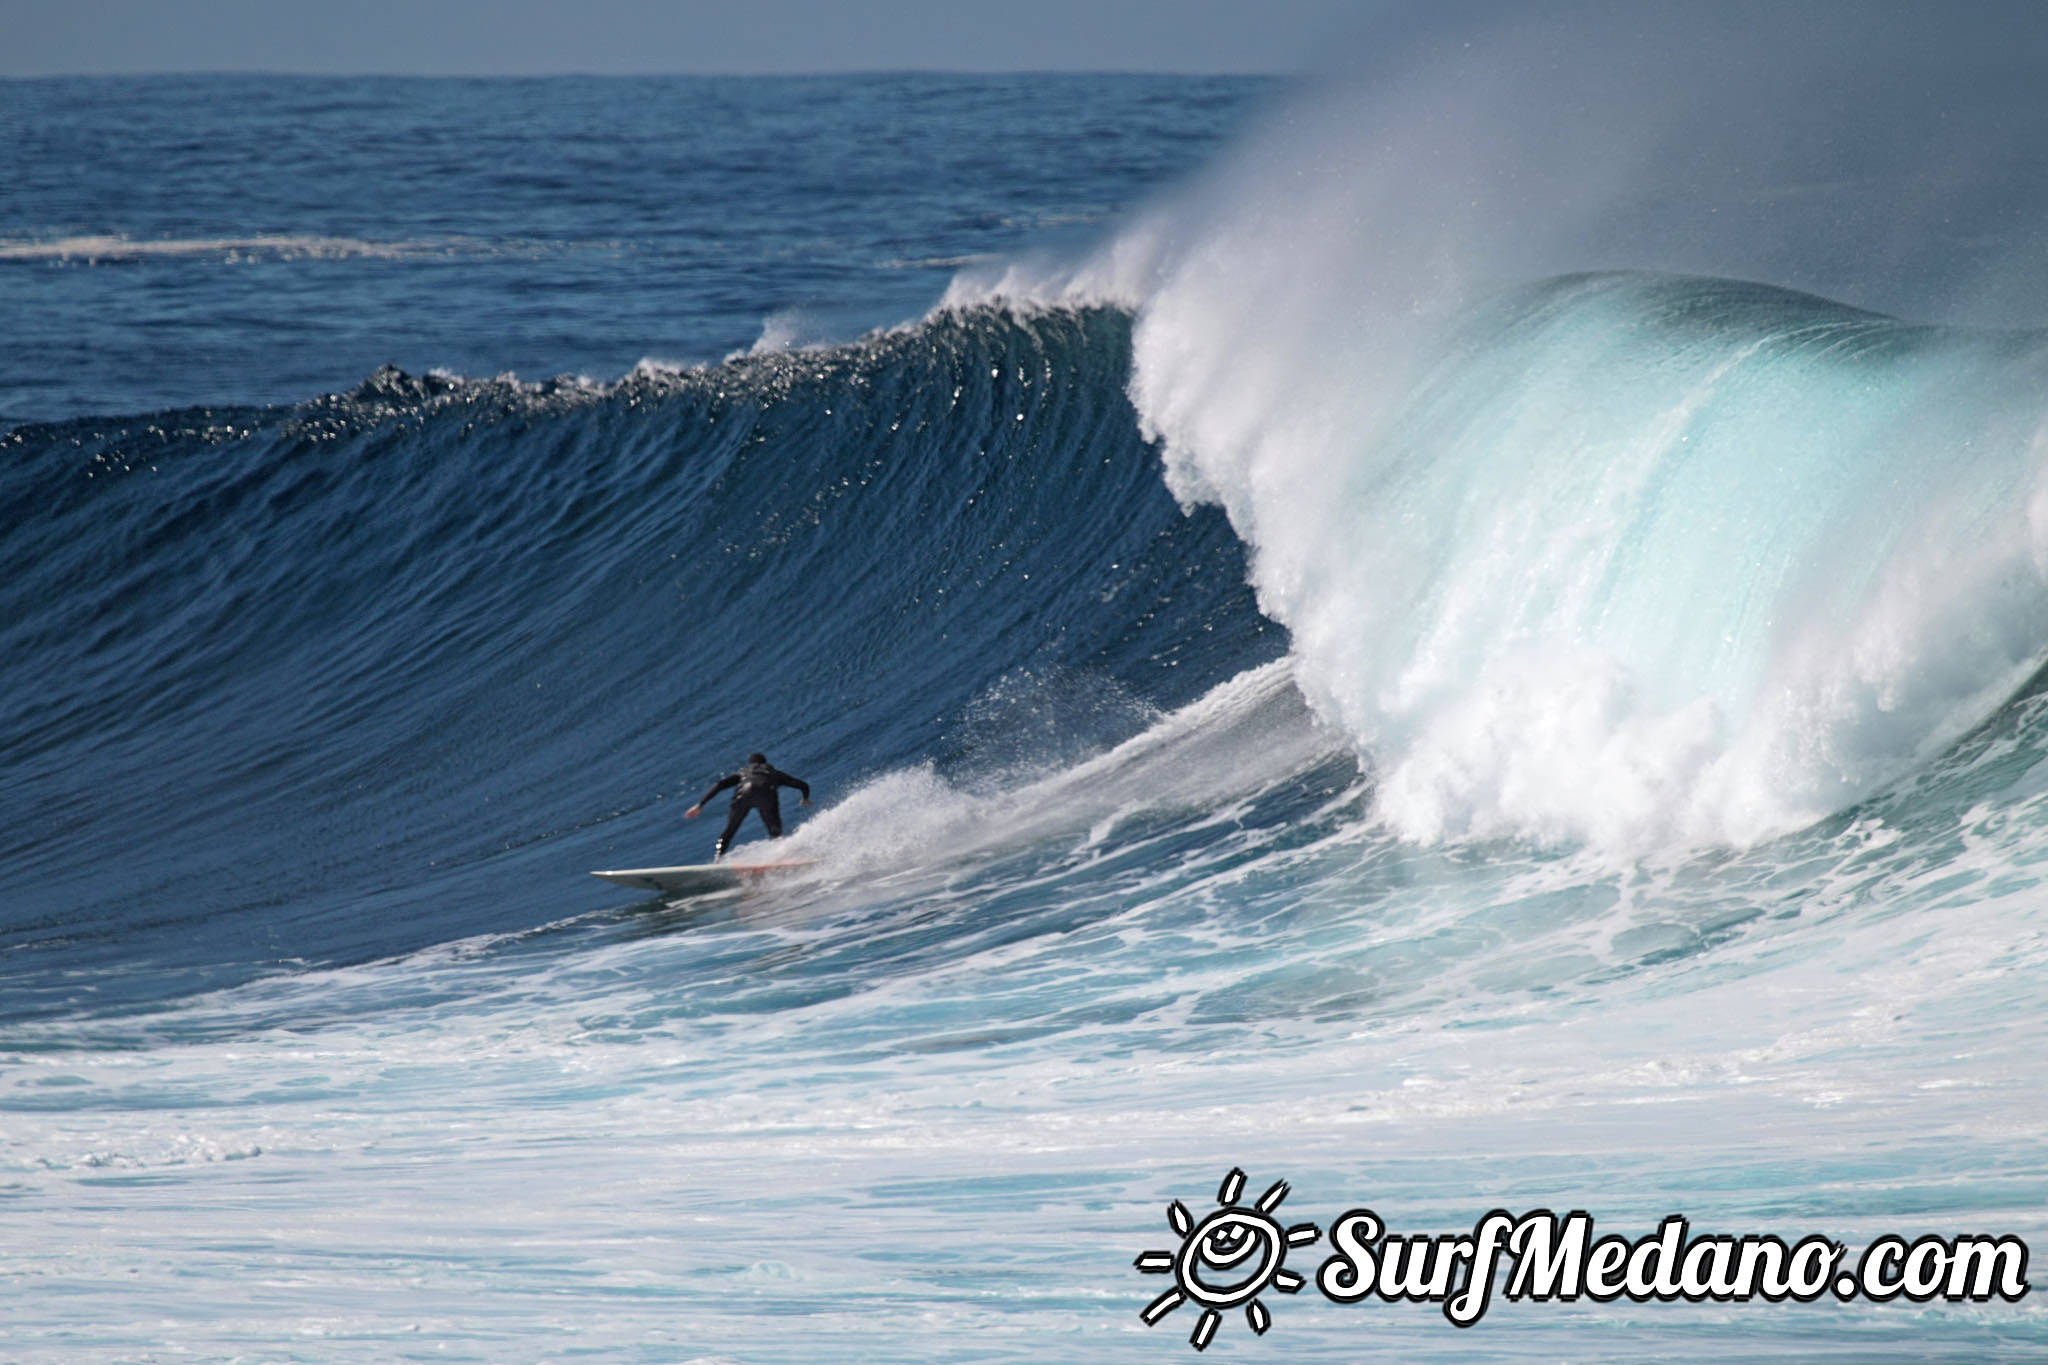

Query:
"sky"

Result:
[[1, 0, 1388, 77]]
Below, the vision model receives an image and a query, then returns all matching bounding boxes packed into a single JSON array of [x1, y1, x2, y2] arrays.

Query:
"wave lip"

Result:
[[1137, 267, 2048, 852]]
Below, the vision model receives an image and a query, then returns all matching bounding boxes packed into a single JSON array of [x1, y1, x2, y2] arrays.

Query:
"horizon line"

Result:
[[3, 65, 1298, 80]]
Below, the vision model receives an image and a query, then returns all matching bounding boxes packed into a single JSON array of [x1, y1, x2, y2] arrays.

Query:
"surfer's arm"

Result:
[[690, 773, 741, 811], [774, 769, 812, 803]]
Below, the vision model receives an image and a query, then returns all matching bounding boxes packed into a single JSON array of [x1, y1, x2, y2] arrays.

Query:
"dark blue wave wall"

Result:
[[0, 305, 1282, 1016]]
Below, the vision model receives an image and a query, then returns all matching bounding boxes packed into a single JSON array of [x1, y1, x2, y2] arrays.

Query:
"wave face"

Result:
[[6, 50, 2048, 1365], [0, 307, 1280, 1016]]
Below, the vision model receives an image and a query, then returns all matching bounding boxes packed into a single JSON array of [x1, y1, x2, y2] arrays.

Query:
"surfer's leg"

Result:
[[715, 805, 748, 858], [760, 804, 785, 839]]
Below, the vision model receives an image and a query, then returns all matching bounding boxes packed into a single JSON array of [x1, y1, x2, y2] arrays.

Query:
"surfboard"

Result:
[[589, 859, 815, 895]]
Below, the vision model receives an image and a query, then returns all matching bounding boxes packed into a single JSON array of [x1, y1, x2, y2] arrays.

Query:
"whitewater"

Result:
[[6, 7, 2048, 1362]]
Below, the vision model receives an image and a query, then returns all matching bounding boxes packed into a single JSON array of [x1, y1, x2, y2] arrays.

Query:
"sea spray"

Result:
[[1100, 4, 2048, 851]]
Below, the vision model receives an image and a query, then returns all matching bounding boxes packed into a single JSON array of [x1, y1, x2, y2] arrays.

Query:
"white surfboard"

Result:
[[590, 859, 814, 895]]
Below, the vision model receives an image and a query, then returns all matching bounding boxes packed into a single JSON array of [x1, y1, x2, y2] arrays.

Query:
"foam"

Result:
[[779, 660, 1341, 880], [1036, 5, 2048, 854]]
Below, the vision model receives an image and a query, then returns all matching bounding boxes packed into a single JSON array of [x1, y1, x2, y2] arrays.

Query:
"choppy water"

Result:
[[6, 10, 2048, 1361]]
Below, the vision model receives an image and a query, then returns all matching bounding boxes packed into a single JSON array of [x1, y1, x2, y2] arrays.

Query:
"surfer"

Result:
[[685, 753, 813, 858]]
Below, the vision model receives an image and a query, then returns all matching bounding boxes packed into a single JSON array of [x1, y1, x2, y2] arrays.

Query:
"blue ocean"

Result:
[[7, 8, 2048, 1361]]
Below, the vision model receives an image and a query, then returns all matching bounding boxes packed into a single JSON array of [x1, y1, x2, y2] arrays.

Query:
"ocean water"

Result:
[[6, 9, 2048, 1362]]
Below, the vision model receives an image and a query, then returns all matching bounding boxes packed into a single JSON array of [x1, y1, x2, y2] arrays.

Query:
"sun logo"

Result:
[[1134, 1168, 1322, 1351]]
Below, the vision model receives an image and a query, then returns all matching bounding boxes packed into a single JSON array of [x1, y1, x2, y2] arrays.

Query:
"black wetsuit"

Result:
[[698, 761, 811, 857]]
